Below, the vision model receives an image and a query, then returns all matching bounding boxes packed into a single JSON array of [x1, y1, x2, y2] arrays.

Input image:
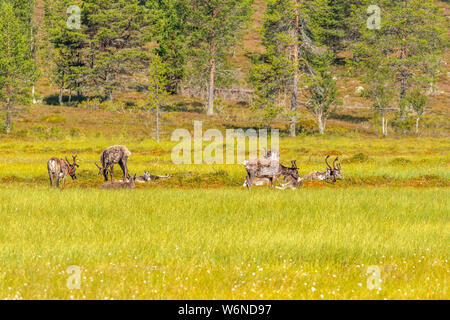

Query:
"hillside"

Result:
[[17, 0, 450, 138]]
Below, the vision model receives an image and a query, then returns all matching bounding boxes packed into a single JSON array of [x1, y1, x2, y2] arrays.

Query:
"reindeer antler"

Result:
[[325, 155, 332, 170], [333, 157, 339, 170], [72, 155, 79, 167]]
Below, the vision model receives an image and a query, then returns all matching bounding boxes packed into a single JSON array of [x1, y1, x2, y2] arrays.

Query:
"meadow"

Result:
[[0, 129, 448, 299]]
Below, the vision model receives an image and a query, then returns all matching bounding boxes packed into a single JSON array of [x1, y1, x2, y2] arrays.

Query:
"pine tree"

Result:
[[0, 1, 35, 134], [250, 0, 340, 136], [82, 0, 151, 101], [148, 0, 188, 93], [43, 0, 85, 105], [353, 0, 446, 110], [184, 0, 253, 115]]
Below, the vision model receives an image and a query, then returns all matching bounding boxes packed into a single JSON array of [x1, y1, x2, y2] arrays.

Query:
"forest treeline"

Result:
[[0, 0, 447, 136]]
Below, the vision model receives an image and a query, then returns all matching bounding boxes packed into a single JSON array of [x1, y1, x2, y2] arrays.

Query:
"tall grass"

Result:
[[0, 188, 448, 299]]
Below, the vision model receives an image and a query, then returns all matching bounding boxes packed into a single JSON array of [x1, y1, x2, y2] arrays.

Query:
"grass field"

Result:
[[0, 133, 448, 300]]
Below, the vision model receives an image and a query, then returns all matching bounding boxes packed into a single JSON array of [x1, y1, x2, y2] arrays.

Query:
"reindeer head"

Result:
[[281, 160, 301, 183], [143, 171, 152, 182], [290, 160, 302, 184], [65, 155, 79, 180], [325, 156, 344, 183], [129, 174, 137, 188], [95, 162, 106, 177], [332, 157, 344, 180]]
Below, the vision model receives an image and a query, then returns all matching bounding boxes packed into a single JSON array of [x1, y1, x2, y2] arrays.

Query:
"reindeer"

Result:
[[136, 171, 173, 183], [100, 174, 137, 189], [244, 159, 301, 189], [302, 156, 344, 184], [95, 145, 131, 182], [277, 161, 303, 189], [242, 177, 272, 188], [47, 155, 79, 190]]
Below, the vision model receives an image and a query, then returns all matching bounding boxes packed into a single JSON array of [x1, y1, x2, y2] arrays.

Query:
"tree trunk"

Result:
[[156, 106, 160, 142], [290, 12, 300, 137], [32, 85, 36, 104], [207, 9, 217, 116], [415, 117, 420, 135], [107, 91, 113, 102], [381, 115, 388, 137], [5, 86, 11, 134], [59, 87, 63, 106], [317, 113, 325, 135]]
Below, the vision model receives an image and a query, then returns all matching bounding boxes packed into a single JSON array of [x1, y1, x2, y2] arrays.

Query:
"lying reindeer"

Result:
[[136, 171, 173, 183], [303, 156, 343, 184], [100, 174, 137, 189], [47, 155, 79, 190], [277, 160, 303, 189], [95, 145, 131, 182]]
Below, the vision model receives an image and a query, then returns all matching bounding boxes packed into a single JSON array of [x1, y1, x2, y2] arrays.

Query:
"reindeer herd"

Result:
[[47, 145, 343, 190], [47, 145, 171, 190], [243, 151, 344, 190]]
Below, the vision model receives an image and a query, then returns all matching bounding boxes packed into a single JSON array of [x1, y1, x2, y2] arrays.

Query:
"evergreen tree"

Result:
[[353, 0, 446, 110], [82, 0, 151, 101], [184, 0, 253, 115], [43, 0, 85, 105], [0, 1, 35, 134], [250, 0, 340, 136], [148, 0, 188, 93]]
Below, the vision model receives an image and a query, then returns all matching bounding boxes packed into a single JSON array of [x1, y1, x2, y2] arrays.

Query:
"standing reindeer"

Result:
[[302, 156, 343, 184], [47, 155, 79, 190], [244, 159, 301, 189], [95, 145, 131, 182]]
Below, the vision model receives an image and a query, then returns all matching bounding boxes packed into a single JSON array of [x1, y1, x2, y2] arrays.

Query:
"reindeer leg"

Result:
[[110, 165, 114, 182], [103, 167, 109, 182], [119, 160, 127, 181], [62, 177, 66, 190], [55, 177, 59, 189], [49, 173, 53, 187], [123, 157, 129, 180]]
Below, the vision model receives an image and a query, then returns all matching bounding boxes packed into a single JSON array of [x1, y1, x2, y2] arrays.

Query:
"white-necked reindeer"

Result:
[[136, 171, 172, 183], [47, 155, 79, 190]]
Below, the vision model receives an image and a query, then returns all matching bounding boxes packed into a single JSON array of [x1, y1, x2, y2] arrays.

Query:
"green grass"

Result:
[[0, 187, 448, 299], [0, 131, 448, 300]]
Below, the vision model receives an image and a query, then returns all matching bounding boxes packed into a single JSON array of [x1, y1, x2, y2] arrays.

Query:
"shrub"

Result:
[[40, 115, 66, 124], [345, 153, 369, 163]]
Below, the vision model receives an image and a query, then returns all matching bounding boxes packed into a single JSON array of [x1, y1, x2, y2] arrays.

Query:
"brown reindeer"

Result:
[[100, 174, 137, 189], [95, 145, 131, 182], [303, 156, 343, 183], [47, 155, 79, 190]]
